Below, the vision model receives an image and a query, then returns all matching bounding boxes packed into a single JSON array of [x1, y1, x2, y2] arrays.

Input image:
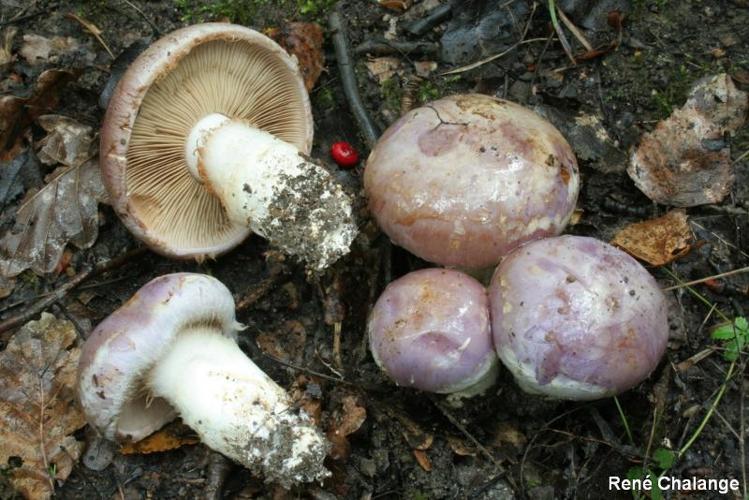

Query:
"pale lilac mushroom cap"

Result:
[[77, 272, 329, 486], [77, 273, 238, 441], [101, 23, 315, 260], [368, 268, 498, 397], [364, 93, 580, 271], [489, 235, 670, 401]]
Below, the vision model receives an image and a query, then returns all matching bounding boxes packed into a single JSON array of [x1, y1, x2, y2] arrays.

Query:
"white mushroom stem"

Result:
[[185, 113, 357, 271], [149, 328, 329, 486]]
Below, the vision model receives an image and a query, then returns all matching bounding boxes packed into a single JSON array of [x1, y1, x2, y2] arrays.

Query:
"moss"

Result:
[[380, 77, 403, 112], [175, 0, 291, 25], [175, 0, 333, 24], [314, 86, 336, 111], [417, 80, 440, 104]]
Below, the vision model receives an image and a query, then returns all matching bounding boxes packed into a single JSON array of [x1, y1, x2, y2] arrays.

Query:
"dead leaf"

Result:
[[391, 411, 433, 450], [0, 313, 85, 499], [379, 0, 413, 12], [611, 209, 692, 266], [36, 115, 95, 168], [326, 395, 366, 460], [19, 34, 81, 65], [255, 320, 306, 362], [0, 159, 108, 278], [446, 435, 477, 456], [0, 69, 78, 154], [266, 22, 324, 92], [492, 422, 527, 450], [289, 375, 323, 424], [120, 421, 199, 455], [412, 449, 432, 471], [366, 57, 403, 83], [414, 61, 437, 77], [628, 74, 748, 206]]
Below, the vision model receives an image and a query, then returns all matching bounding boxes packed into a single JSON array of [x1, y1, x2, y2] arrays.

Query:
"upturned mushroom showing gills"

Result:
[[101, 23, 357, 270], [364, 93, 579, 271], [368, 268, 498, 398], [77, 273, 329, 486], [489, 236, 669, 401]]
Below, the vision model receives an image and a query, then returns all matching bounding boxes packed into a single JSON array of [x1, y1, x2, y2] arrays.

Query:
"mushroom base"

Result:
[[186, 113, 358, 271], [149, 327, 330, 486]]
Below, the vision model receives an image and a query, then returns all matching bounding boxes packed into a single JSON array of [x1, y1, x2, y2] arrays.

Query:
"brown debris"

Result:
[[266, 22, 324, 92], [628, 74, 748, 206], [412, 449, 432, 471], [447, 435, 477, 456], [0, 313, 85, 499], [0, 158, 108, 278], [120, 421, 199, 455], [611, 209, 693, 266], [326, 394, 366, 461], [0, 68, 78, 155]]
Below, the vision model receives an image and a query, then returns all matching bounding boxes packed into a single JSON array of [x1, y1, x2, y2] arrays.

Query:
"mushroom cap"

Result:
[[489, 236, 669, 400], [368, 268, 495, 394], [364, 93, 579, 270], [77, 273, 240, 441], [101, 23, 314, 259]]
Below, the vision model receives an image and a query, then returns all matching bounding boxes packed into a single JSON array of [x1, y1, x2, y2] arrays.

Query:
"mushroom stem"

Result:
[[185, 113, 357, 271], [149, 327, 329, 486]]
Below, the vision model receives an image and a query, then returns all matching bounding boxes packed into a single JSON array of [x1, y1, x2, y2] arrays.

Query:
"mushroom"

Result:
[[77, 273, 329, 486], [368, 268, 498, 398], [364, 93, 579, 271], [489, 235, 669, 400], [102, 23, 357, 270]]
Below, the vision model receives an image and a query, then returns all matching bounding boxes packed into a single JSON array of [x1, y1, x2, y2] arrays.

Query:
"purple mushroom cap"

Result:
[[489, 235, 669, 400], [368, 268, 497, 394], [364, 93, 579, 270], [77, 273, 239, 441]]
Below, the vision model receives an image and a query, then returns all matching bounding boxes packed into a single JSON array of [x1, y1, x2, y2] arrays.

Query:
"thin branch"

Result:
[[0, 247, 146, 341], [662, 265, 749, 291], [328, 8, 380, 148]]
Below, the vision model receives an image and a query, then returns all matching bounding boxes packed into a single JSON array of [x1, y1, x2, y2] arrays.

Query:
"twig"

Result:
[[440, 38, 548, 76], [404, 3, 452, 36], [0, 247, 146, 341], [662, 265, 749, 291], [65, 13, 114, 59], [430, 396, 517, 491], [547, 0, 576, 64], [354, 39, 439, 57], [120, 0, 161, 36], [328, 8, 380, 148], [555, 6, 592, 51]]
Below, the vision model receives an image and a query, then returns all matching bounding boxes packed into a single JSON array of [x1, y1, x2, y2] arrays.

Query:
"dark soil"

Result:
[[1, 0, 748, 499]]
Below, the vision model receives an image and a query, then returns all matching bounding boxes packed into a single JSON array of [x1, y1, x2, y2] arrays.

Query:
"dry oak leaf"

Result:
[[628, 74, 748, 207], [0, 313, 85, 500], [611, 209, 692, 266], [0, 69, 78, 155], [266, 22, 324, 92], [0, 158, 108, 278]]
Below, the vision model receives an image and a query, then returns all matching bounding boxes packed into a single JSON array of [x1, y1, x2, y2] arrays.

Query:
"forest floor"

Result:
[[1, 0, 748, 499]]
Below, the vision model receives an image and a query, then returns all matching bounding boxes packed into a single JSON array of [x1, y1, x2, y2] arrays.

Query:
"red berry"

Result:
[[330, 141, 359, 168]]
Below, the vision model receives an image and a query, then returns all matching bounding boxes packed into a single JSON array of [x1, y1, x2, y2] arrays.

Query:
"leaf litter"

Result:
[[628, 73, 748, 207], [0, 115, 108, 278], [0, 313, 85, 499]]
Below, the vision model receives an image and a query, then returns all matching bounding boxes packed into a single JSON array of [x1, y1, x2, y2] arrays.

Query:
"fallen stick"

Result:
[[0, 247, 146, 342], [328, 8, 380, 148]]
